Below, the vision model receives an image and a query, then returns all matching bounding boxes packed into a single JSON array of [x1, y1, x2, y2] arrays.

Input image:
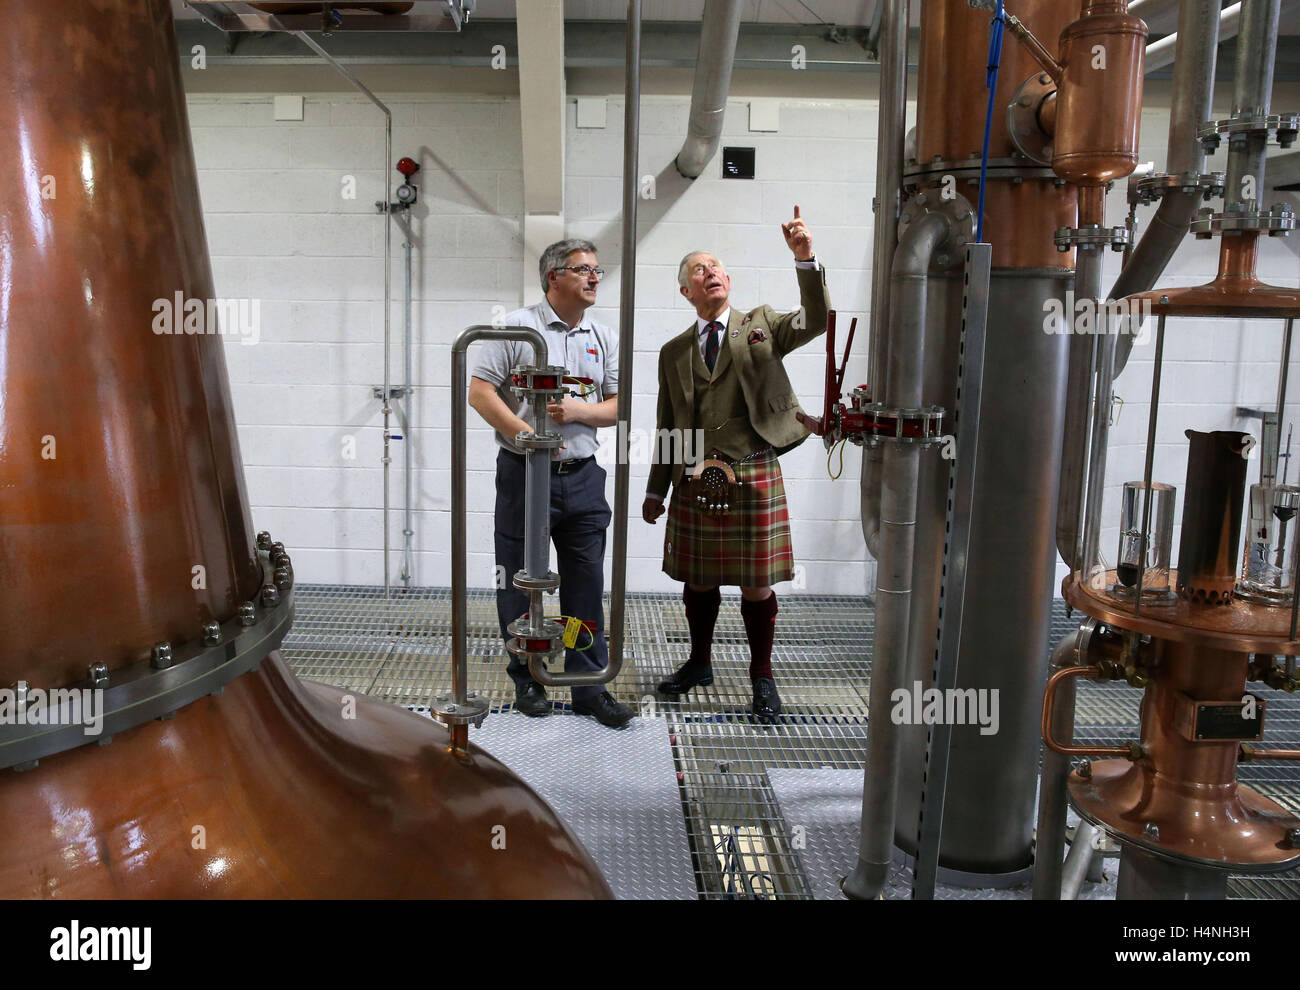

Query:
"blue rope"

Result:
[[976, 0, 1006, 244]]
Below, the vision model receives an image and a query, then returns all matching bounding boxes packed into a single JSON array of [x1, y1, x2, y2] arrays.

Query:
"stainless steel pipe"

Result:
[[674, 0, 743, 178], [1144, 3, 1241, 74], [845, 211, 952, 901], [1060, 821, 1101, 900], [862, 0, 908, 562], [1111, 0, 1221, 377], [1225, 0, 1282, 212], [1057, 247, 1105, 570], [452, 326, 548, 709], [1033, 623, 1085, 899]]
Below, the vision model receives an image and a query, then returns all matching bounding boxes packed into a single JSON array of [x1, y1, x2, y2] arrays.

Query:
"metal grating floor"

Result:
[[280, 584, 1300, 899]]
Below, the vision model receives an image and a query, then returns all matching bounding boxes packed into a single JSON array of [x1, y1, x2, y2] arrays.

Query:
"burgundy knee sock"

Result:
[[683, 586, 721, 669], [741, 592, 779, 681]]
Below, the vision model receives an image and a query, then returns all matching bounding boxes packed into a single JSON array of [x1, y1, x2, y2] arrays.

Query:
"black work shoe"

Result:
[[657, 662, 714, 696], [752, 677, 782, 721], [514, 681, 551, 717], [573, 691, 634, 728]]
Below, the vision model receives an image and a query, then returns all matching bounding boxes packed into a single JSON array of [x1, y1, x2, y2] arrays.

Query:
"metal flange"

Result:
[[1198, 112, 1299, 151], [848, 393, 947, 448], [1, 543, 294, 773], [430, 692, 490, 728], [512, 569, 560, 593], [1055, 224, 1132, 253], [1191, 204, 1297, 238], [509, 363, 568, 401], [1133, 170, 1225, 206], [903, 155, 1058, 187], [1006, 72, 1057, 166], [897, 191, 976, 273], [514, 430, 564, 451]]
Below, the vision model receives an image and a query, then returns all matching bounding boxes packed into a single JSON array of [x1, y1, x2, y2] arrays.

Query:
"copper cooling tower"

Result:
[[0, 0, 611, 899]]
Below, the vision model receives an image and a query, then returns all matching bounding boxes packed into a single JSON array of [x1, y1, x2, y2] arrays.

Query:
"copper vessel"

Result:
[[0, 0, 611, 899], [1052, 0, 1147, 188], [1176, 431, 1251, 604]]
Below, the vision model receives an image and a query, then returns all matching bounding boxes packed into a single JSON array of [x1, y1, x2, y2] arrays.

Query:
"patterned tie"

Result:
[[703, 321, 722, 372]]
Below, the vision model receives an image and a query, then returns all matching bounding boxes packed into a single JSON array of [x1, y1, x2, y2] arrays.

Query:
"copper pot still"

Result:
[[0, 0, 611, 899]]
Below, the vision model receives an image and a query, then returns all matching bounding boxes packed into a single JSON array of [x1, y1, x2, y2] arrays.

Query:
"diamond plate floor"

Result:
[[281, 584, 1300, 900], [406, 708, 695, 900]]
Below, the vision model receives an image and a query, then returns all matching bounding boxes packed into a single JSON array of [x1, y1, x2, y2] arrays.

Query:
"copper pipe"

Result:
[[1003, 14, 1064, 82], [1042, 665, 1134, 758], [1241, 744, 1300, 761]]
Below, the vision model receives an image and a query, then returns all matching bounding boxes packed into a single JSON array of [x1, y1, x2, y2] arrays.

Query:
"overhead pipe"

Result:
[[1108, 0, 1222, 378], [1224, 0, 1282, 210], [293, 30, 396, 596], [1144, 3, 1241, 74], [674, 0, 744, 178], [862, 0, 909, 561], [844, 210, 954, 901]]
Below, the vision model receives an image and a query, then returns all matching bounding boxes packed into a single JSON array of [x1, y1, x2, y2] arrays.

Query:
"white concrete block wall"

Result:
[[189, 80, 1298, 599]]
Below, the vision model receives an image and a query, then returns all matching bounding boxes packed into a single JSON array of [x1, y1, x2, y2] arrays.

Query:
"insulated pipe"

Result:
[[862, 0, 908, 561], [844, 211, 952, 901], [1110, 0, 1221, 376], [1032, 624, 1084, 899], [293, 30, 394, 596], [1224, 0, 1281, 212], [674, 0, 743, 178]]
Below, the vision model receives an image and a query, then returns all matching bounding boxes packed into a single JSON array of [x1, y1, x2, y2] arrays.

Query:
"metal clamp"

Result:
[[509, 363, 569, 401], [849, 392, 946, 447], [1054, 224, 1131, 253], [506, 615, 567, 666], [1198, 112, 1299, 151], [1191, 204, 1297, 238], [1133, 170, 1225, 206], [512, 569, 560, 593], [1, 542, 294, 773]]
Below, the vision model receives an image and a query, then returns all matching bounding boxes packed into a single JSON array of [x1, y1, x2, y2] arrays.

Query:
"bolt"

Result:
[[274, 567, 292, 591], [1143, 822, 1159, 841], [203, 621, 221, 646], [238, 601, 257, 626], [1159, 295, 1170, 305], [1287, 828, 1300, 848], [916, 192, 928, 206], [1077, 760, 1092, 779], [271, 541, 286, 557], [151, 642, 174, 670], [1039, 73, 1050, 85], [88, 661, 109, 687], [937, 254, 950, 266], [256, 532, 272, 550], [261, 586, 280, 607]]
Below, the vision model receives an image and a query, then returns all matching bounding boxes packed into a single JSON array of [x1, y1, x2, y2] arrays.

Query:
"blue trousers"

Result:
[[494, 448, 610, 702]]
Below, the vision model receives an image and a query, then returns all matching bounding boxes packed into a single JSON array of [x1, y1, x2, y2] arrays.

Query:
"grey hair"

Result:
[[539, 238, 599, 294], [677, 251, 722, 287]]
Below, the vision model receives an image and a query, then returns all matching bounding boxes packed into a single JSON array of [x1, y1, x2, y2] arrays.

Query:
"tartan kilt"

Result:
[[663, 449, 795, 587]]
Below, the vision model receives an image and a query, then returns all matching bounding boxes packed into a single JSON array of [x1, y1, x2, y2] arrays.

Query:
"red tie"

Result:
[[704, 321, 721, 372]]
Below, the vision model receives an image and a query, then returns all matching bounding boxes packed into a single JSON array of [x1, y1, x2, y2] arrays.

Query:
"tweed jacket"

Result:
[[646, 265, 831, 498]]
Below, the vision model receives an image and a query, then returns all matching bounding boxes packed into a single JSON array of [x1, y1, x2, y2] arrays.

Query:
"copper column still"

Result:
[[0, 0, 611, 899], [1051, 0, 1300, 899], [888, 0, 1146, 880]]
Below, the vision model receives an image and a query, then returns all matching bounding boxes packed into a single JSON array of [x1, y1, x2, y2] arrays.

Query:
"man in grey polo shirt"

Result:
[[468, 238, 632, 728]]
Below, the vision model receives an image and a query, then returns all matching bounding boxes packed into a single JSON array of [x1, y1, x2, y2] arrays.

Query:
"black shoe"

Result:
[[573, 691, 634, 728], [658, 662, 714, 696], [514, 681, 551, 717], [752, 677, 782, 721]]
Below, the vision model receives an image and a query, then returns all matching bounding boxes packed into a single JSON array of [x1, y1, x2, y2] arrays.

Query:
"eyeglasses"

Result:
[[690, 262, 723, 277], [559, 265, 605, 280]]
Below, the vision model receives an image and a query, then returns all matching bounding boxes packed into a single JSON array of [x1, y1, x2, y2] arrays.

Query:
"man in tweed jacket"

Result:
[[641, 206, 829, 720]]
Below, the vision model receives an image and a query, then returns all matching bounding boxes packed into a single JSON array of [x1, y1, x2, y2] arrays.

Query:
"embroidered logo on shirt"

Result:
[[586, 345, 598, 363]]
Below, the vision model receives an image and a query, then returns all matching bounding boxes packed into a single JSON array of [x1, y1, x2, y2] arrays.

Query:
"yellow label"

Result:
[[563, 616, 583, 648]]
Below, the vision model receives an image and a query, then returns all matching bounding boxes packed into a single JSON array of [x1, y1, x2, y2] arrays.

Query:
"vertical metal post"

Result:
[[1135, 315, 1167, 612], [608, 0, 641, 691], [913, 243, 991, 899]]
